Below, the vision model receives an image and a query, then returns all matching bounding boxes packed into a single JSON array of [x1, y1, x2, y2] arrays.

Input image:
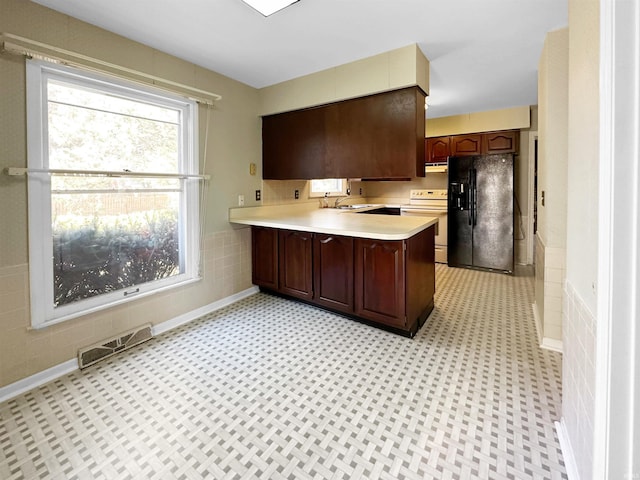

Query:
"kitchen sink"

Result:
[[335, 204, 378, 210], [356, 206, 401, 216]]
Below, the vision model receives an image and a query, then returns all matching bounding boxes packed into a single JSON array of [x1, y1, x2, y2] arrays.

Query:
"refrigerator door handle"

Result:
[[467, 173, 473, 225], [472, 168, 477, 226]]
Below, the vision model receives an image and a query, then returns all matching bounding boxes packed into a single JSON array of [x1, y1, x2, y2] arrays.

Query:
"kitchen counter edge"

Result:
[[228, 205, 438, 241]]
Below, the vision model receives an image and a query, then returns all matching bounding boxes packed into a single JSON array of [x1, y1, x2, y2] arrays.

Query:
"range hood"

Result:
[[425, 163, 448, 174]]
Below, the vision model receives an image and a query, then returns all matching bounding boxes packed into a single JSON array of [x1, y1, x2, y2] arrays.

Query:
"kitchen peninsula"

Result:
[[229, 205, 438, 336]]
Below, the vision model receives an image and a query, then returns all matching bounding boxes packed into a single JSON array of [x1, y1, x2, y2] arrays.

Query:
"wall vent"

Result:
[[78, 323, 153, 369]]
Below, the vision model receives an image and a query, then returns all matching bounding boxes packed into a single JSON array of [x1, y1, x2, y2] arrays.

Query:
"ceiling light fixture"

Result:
[[241, 0, 300, 16]]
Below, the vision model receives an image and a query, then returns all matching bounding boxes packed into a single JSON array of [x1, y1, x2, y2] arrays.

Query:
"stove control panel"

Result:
[[409, 189, 448, 200]]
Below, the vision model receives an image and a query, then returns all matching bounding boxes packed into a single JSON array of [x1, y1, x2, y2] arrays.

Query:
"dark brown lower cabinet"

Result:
[[405, 226, 436, 327], [354, 239, 406, 328], [278, 229, 314, 300], [250, 225, 435, 336], [313, 234, 354, 313], [251, 226, 278, 290]]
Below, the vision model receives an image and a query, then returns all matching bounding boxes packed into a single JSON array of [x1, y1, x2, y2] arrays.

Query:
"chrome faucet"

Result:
[[334, 196, 349, 208]]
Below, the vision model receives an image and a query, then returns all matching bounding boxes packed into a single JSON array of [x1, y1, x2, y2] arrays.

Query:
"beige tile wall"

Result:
[[0, 0, 262, 390], [534, 235, 565, 343], [262, 179, 369, 207], [262, 180, 314, 205], [560, 0, 600, 475], [534, 235, 546, 326], [0, 229, 251, 388], [543, 245, 566, 341], [562, 280, 596, 480]]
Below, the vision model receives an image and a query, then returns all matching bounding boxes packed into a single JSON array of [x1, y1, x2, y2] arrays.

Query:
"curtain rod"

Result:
[[4, 167, 210, 181], [0, 33, 222, 106]]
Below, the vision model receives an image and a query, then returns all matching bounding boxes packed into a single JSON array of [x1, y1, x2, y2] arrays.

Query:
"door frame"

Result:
[[594, 0, 640, 477], [527, 131, 538, 265]]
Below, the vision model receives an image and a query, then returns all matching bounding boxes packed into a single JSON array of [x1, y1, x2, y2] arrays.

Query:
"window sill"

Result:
[[31, 276, 202, 330]]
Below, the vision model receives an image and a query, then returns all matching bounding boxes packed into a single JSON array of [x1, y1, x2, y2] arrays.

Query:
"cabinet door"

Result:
[[354, 239, 406, 328], [426, 136, 451, 164], [405, 226, 435, 330], [313, 234, 354, 313], [325, 87, 426, 179], [451, 134, 483, 156], [483, 130, 519, 154], [262, 108, 326, 180], [251, 227, 278, 289], [278, 230, 314, 300]]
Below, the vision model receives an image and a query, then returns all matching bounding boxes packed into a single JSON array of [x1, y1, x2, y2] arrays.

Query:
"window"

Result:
[[309, 178, 349, 197], [26, 60, 200, 328]]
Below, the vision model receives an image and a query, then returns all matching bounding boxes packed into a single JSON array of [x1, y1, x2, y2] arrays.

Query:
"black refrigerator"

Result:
[[447, 154, 514, 273]]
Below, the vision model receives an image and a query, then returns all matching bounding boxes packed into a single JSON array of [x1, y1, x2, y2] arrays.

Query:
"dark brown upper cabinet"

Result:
[[262, 87, 426, 180], [451, 134, 483, 156], [483, 130, 519, 154], [262, 107, 326, 180], [426, 136, 451, 164], [424, 130, 520, 163]]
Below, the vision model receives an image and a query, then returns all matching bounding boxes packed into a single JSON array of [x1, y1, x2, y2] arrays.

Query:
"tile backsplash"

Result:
[[263, 175, 448, 207], [262, 180, 313, 205]]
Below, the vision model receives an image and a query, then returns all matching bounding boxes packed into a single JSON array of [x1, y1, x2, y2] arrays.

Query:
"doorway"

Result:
[[527, 131, 538, 265]]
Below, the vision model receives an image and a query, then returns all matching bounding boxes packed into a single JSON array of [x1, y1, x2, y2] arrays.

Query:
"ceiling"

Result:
[[31, 0, 567, 118]]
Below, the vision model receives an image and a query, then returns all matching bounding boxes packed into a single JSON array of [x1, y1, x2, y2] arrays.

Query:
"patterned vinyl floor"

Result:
[[0, 265, 566, 479]]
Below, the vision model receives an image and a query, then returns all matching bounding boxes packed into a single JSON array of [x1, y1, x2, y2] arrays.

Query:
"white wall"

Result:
[[538, 29, 569, 252], [562, 0, 640, 477], [565, 6, 599, 311], [590, 0, 639, 478], [561, 1, 599, 478], [536, 28, 569, 344]]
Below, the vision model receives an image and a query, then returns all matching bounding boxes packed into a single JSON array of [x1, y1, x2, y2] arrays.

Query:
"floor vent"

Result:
[[78, 323, 153, 369]]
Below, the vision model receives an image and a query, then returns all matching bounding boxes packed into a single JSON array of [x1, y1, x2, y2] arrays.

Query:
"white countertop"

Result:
[[229, 204, 438, 240]]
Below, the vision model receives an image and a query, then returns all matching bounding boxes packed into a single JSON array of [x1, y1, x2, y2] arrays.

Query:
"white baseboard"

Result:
[[532, 302, 544, 344], [555, 419, 580, 480], [0, 359, 78, 404], [532, 302, 564, 353], [0, 286, 260, 404], [152, 286, 259, 336], [541, 337, 563, 353]]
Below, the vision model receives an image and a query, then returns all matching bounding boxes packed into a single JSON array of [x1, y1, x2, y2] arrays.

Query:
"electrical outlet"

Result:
[[255, 190, 261, 201], [294, 189, 299, 199], [238, 194, 244, 206]]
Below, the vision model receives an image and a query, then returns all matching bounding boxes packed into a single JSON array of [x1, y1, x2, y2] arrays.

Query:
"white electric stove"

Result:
[[401, 189, 448, 264]]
